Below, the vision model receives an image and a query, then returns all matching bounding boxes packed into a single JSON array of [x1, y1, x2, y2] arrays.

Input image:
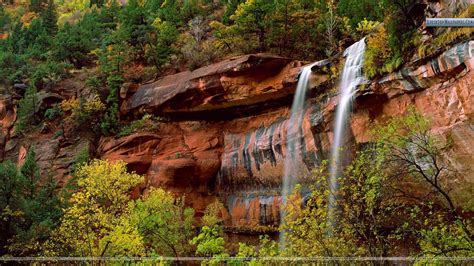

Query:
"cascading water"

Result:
[[327, 38, 366, 232], [279, 62, 317, 250]]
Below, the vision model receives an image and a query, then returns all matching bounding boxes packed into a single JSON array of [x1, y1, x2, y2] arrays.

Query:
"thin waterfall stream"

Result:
[[327, 38, 367, 233], [279, 62, 317, 250], [279, 39, 366, 250]]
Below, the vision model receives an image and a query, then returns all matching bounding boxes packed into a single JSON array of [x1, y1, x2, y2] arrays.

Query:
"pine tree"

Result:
[[29, 0, 47, 13], [41, 0, 58, 36], [231, 0, 275, 52], [9, 147, 62, 256], [0, 161, 20, 256]]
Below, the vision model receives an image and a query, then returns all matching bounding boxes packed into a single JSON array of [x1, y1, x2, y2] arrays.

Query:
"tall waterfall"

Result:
[[279, 62, 317, 250], [327, 38, 366, 232]]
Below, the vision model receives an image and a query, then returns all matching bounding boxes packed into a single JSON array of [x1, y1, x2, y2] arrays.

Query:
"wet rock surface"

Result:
[[1, 40, 472, 232], [96, 40, 474, 231]]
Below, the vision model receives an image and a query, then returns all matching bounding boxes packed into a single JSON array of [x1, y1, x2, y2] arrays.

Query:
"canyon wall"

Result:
[[0, 1, 471, 232], [100, 40, 473, 231]]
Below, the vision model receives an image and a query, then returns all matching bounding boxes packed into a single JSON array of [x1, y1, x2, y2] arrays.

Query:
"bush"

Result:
[[0, 51, 29, 85], [356, 18, 380, 35], [44, 104, 63, 121], [15, 86, 39, 134], [364, 25, 394, 79], [59, 94, 105, 128], [117, 114, 158, 138], [31, 60, 71, 89]]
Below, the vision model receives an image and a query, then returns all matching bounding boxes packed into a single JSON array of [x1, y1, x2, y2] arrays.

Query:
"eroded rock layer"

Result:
[[2, 40, 472, 232], [95, 41, 474, 231]]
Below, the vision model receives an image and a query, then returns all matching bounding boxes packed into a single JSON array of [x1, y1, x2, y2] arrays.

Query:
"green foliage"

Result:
[[190, 226, 227, 257], [281, 181, 364, 257], [364, 25, 394, 79], [280, 111, 473, 258], [45, 160, 144, 256], [231, 0, 274, 52], [53, 8, 118, 68], [119, 0, 155, 62], [118, 114, 158, 138], [382, 0, 417, 60], [419, 219, 474, 257], [40, 0, 58, 36], [93, 31, 128, 135], [222, 0, 244, 25], [129, 187, 195, 257], [0, 51, 29, 85], [44, 104, 62, 121], [71, 146, 90, 173], [59, 94, 106, 129], [152, 19, 178, 69], [337, 0, 385, 29], [0, 148, 62, 256], [201, 200, 224, 227], [15, 86, 39, 134], [0, 160, 21, 255], [31, 60, 71, 88], [355, 18, 379, 35], [236, 235, 279, 258]]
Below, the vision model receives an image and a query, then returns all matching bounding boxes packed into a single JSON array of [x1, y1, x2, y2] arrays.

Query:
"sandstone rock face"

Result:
[[0, 96, 16, 158], [121, 54, 328, 117], [99, 41, 474, 231]]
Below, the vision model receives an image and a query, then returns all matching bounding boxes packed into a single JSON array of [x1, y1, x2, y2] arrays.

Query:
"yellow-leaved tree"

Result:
[[44, 160, 144, 257]]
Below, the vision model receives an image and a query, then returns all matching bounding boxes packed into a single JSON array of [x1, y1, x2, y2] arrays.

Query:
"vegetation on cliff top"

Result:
[[1, 0, 472, 136]]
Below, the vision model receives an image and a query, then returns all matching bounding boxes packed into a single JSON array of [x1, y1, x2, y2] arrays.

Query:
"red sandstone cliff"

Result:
[[104, 40, 474, 231], [0, 38, 472, 233]]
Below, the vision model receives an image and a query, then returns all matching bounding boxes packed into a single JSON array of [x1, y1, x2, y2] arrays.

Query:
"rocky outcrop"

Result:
[[121, 54, 328, 118], [2, 38, 470, 233], [98, 40, 474, 231], [0, 96, 16, 159]]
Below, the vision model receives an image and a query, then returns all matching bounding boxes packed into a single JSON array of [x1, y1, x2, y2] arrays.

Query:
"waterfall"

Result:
[[279, 62, 317, 250], [327, 38, 366, 232]]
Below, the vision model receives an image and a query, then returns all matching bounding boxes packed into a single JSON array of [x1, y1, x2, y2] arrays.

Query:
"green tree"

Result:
[[0, 161, 20, 255], [29, 0, 48, 13], [153, 19, 178, 70], [375, 111, 474, 244], [231, 0, 275, 52], [221, 0, 244, 25], [129, 188, 195, 257], [45, 160, 144, 256], [41, 0, 58, 36], [381, 0, 417, 60], [94, 31, 128, 135], [8, 148, 62, 256], [53, 7, 118, 68], [337, 0, 385, 29], [15, 86, 39, 134], [119, 0, 155, 62], [190, 226, 227, 257]]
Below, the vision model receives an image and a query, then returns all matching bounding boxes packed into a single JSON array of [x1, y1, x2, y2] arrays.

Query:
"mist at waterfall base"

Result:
[[279, 62, 317, 250], [327, 38, 367, 234]]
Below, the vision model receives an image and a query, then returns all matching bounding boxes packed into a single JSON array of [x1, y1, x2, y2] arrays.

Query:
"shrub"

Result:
[[356, 19, 380, 35], [60, 94, 105, 128], [44, 104, 63, 121], [364, 25, 393, 79], [117, 114, 158, 137], [15, 86, 39, 134]]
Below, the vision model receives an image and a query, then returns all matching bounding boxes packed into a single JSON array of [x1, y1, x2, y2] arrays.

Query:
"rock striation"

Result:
[[96, 40, 474, 231]]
